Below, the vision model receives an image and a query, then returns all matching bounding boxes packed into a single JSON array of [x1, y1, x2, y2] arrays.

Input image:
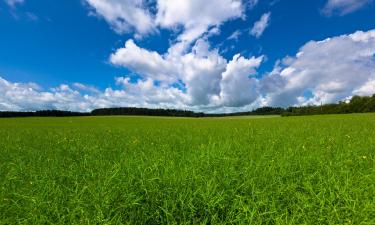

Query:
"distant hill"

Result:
[[1, 94, 375, 118]]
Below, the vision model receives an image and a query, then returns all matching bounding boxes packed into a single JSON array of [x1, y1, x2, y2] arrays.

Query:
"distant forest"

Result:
[[282, 94, 375, 116], [1, 94, 375, 118], [0, 110, 90, 118]]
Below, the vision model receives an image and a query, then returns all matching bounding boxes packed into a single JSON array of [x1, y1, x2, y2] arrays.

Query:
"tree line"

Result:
[[282, 94, 375, 116], [91, 108, 205, 117], [1, 94, 375, 118], [0, 110, 90, 118]]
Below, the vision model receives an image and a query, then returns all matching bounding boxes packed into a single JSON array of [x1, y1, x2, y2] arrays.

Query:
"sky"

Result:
[[1, 0, 375, 112]]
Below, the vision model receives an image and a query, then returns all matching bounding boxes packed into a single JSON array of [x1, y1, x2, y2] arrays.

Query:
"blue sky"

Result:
[[1, 0, 375, 112]]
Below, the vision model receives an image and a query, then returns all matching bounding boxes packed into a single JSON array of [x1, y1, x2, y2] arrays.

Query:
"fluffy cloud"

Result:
[[322, 0, 373, 16], [175, 40, 227, 105], [215, 54, 263, 107], [155, 0, 243, 42], [85, 0, 155, 34], [250, 12, 271, 38], [114, 77, 187, 107], [110, 39, 175, 82], [262, 30, 375, 107], [110, 37, 264, 107], [85, 0, 245, 41], [0, 76, 187, 112], [0, 78, 91, 111]]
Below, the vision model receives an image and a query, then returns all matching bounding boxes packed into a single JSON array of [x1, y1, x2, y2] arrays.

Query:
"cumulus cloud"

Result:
[[110, 39, 176, 82], [0, 76, 187, 112], [110, 37, 264, 107], [215, 54, 263, 107], [261, 29, 375, 107], [85, 0, 155, 35], [155, 0, 243, 42], [111, 39, 222, 105], [250, 12, 271, 38], [0, 78, 92, 111], [85, 0, 245, 41], [322, 0, 373, 16]]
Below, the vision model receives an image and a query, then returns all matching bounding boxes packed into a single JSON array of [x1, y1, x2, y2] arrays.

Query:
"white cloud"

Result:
[[155, 0, 244, 42], [114, 77, 188, 107], [227, 30, 242, 41], [250, 12, 271, 38], [111, 38, 229, 105], [85, 0, 246, 41], [179, 40, 227, 105], [215, 54, 263, 107], [110, 36, 264, 107], [4, 0, 24, 7], [353, 80, 375, 96], [85, 0, 155, 35], [0, 76, 187, 112], [72, 83, 100, 93], [322, 0, 373, 16], [110, 39, 175, 82], [0, 77, 91, 111], [261, 29, 375, 107]]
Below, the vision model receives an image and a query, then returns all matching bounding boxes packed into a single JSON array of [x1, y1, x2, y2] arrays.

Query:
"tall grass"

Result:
[[0, 114, 374, 224]]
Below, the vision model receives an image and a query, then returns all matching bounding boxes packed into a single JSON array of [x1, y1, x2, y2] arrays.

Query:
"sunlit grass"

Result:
[[0, 114, 374, 224]]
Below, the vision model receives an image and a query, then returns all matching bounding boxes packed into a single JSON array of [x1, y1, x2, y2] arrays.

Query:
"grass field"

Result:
[[0, 114, 374, 224]]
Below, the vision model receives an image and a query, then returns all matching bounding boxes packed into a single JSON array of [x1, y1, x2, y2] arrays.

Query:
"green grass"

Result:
[[0, 114, 374, 224]]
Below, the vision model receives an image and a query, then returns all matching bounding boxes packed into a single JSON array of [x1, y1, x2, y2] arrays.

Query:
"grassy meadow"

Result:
[[0, 114, 374, 224]]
